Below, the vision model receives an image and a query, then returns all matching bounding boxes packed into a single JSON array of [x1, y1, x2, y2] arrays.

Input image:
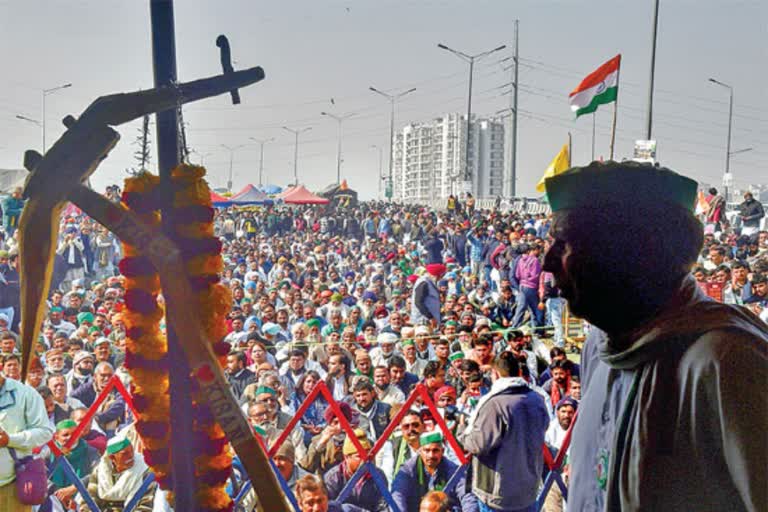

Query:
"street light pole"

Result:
[[283, 126, 312, 185], [438, 43, 506, 188], [189, 150, 212, 166], [42, 83, 72, 153], [221, 143, 247, 193], [646, 0, 660, 140], [321, 112, 354, 184], [250, 137, 274, 186], [370, 144, 383, 199], [369, 87, 416, 200], [708, 78, 734, 203]]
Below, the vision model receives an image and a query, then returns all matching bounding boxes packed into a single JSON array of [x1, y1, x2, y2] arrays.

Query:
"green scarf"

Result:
[[416, 457, 446, 495], [394, 438, 413, 476], [50, 439, 90, 488]]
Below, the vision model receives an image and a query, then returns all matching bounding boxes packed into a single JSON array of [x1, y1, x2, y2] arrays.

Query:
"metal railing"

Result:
[[47, 373, 575, 512]]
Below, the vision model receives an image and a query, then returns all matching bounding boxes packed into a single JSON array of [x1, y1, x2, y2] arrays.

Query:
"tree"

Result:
[[128, 115, 152, 175]]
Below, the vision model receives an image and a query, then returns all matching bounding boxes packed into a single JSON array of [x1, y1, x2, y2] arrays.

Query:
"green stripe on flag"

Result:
[[575, 86, 618, 118]]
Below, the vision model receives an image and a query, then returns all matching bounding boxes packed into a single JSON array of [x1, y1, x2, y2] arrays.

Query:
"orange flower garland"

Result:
[[119, 173, 172, 487], [118, 166, 234, 511], [170, 164, 234, 512]]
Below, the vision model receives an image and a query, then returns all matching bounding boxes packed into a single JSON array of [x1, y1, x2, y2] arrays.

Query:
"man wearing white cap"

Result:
[[65, 350, 95, 392], [80, 437, 157, 512], [369, 332, 399, 368]]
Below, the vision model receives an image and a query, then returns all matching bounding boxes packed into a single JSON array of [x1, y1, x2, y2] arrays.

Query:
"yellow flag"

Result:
[[536, 144, 570, 193]]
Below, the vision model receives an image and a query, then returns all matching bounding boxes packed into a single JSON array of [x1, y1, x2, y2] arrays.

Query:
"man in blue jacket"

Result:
[[391, 431, 478, 512], [71, 362, 125, 436], [323, 429, 388, 512]]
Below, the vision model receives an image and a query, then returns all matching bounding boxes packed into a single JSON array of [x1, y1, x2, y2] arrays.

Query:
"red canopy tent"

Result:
[[281, 185, 329, 204], [276, 185, 295, 199], [210, 191, 232, 207]]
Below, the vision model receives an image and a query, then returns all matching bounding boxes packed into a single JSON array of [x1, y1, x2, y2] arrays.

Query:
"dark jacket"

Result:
[[227, 368, 256, 401], [740, 198, 765, 228], [481, 239, 500, 267], [328, 502, 366, 512], [391, 455, 478, 512], [448, 234, 468, 267], [71, 378, 126, 432], [424, 236, 445, 265], [323, 461, 388, 512], [355, 400, 392, 440], [394, 371, 420, 396], [459, 382, 549, 510]]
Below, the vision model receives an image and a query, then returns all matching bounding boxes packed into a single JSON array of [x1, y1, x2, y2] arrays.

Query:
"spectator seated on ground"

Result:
[[43, 419, 100, 512], [323, 429, 388, 512], [78, 436, 158, 512], [391, 430, 478, 512]]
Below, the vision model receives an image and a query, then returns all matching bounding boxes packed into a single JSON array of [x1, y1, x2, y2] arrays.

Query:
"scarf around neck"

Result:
[[601, 277, 768, 511], [95, 450, 149, 503]]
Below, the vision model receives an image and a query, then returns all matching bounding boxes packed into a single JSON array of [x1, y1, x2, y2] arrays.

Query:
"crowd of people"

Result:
[[0, 175, 765, 511]]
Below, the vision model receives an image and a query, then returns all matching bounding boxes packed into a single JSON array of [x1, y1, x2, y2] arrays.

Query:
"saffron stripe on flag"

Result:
[[569, 55, 621, 95]]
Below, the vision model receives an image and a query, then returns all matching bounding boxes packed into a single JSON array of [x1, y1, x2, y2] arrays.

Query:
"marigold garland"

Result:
[[119, 173, 172, 487], [170, 164, 234, 512], [118, 166, 235, 511]]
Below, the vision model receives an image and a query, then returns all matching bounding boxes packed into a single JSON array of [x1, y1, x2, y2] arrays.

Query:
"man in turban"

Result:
[[411, 264, 445, 329]]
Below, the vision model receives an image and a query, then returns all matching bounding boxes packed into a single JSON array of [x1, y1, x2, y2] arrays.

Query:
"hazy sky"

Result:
[[1, 0, 766, 199]]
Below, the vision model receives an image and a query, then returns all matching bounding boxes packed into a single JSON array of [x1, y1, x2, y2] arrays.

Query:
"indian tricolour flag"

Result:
[[569, 55, 621, 118]]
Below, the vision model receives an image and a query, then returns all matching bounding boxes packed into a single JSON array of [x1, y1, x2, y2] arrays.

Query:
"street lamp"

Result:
[[16, 115, 41, 126], [708, 78, 735, 203], [42, 83, 72, 153], [321, 111, 355, 184], [190, 150, 213, 166], [370, 144, 383, 199], [221, 143, 248, 193], [250, 137, 275, 186], [282, 126, 312, 185], [369, 86, 417, 201], [438, 43, 506, 186]]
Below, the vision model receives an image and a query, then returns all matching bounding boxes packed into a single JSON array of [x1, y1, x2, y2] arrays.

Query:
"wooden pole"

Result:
[[149, 1, 198, 509], [609, 60, 621, 160]]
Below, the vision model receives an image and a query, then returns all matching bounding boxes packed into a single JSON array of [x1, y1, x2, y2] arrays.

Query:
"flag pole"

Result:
[[568, 132, 572, 167], [591, 113, 596, 161], [609, 56, 621, 160]]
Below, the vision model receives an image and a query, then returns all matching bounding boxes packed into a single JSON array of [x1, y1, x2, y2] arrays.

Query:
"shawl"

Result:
[[601, 277, 768, 511], [95, 450, 149, 503]]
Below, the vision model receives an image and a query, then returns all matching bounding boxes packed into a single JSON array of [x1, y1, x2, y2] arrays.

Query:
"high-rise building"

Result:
[[392, 114, 505, 203]]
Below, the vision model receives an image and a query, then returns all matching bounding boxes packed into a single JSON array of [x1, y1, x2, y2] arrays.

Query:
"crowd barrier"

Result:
[[44, 374, 576, 512], [403, 198, 552, 215]]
